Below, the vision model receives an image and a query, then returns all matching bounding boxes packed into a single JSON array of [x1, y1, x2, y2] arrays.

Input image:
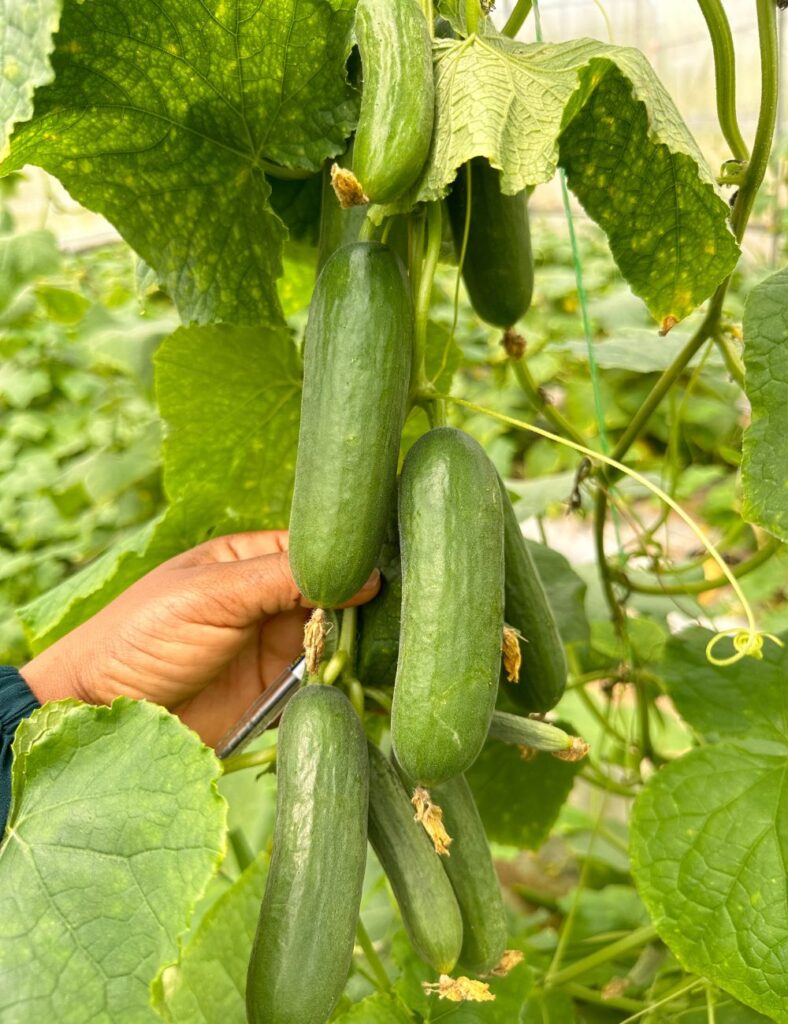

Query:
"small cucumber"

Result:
[[289, 241, 413, 606], [499, 476, 567, 712], [367, 743, 463, 972], [391, 427, 505, 787], [446, 158, 534, 328], [246, 686, 369, 1024], [353, 0, 434, 203], [432, 774, 508, 974], [317, 147, 367, 274]]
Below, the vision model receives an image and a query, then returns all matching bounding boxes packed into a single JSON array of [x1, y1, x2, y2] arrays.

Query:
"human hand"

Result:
[[20, 530, 380, 746]]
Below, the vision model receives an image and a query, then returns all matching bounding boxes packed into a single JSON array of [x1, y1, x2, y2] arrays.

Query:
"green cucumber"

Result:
[[367, 743, 463, 972], [391, 427, 505, 786], [247, 685, 368, 1024], [317, 147, 367, 274], [499, 477, 567, 712], [432, 774, 507, 974], [356, 513, 401, 688], [446, 158, 534, 328], [289, 241, 413, 606], [353, 0, 434, 203]]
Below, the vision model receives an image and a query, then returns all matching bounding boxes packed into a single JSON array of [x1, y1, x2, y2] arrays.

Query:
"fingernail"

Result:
[[361, 569, 380, 591]]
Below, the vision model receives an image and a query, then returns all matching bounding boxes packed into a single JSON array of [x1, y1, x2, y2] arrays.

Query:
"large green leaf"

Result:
[[631, 629, 788, 1022], [154, 854, 266, 1023], [401, 35, 737, 324], [0, 699, 226, 1023], [156, 322, 302, 523], [1, 0, 357, 324], [526, 539, 589, 648], [467, 739, 582, 849], [742, 266, 788, 542], [0, 0, 62, 158], [334, 992, 413, 1023]]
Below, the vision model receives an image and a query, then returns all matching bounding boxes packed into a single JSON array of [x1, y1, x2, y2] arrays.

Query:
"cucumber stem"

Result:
[[545, 925, 658, 989], [412, 201, 443, 394], [465, 0, 480, 35], [356, 919, 390, 990], [221, 746, 277, 775]]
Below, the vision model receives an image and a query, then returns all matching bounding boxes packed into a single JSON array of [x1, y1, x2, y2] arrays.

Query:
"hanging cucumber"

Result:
[[353, 0, 434, 203], [446, 157, 534, 328], [391, 427, 505, 787], [432, 773, 508, 974], [289, 241, 413, 607], [356, 512, 401, 688], [246, 686, 369, 1024], [498, 476, 568, 712], [317, 147, 367, 274], [367, 743, 463, 972]]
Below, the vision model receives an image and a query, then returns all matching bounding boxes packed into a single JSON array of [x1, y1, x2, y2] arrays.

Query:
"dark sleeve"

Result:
[[1, 666, 40, 834]]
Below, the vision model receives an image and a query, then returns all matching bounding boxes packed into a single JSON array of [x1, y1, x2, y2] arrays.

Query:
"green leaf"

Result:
[[333, 992, 413, 1023], [467, 739, 582, 849], [742, 266, 788, 542], [632, 630, 788, 1022], [0, 0, 62, 158], [153, 855, 266, 1023], [659, 627, 788, 747], [407, 35, 737, 324], [631, 743, 788, 1023], [0, 699, 226, 1023], [155, 323, 302, 524], [19, 501, 202, 654], [2, 0, 357, 324], [521, 991, 576, 1024], [0, 229, 60, 312]]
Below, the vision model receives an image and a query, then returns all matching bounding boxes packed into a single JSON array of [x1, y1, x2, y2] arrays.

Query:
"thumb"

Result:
[[182, 551, 381, 628]]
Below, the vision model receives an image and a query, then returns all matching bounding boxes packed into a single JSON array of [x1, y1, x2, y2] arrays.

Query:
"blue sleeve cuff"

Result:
[[1, 667, 41, 834]]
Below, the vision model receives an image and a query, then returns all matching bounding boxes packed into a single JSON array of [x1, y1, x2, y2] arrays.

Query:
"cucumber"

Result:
[[356, 513, 401, 688], [317, 147, 367, 274], [367, 743, 463, 972], [498, 476, 567, 712], [432, 774, 508, 974], [353, 0, 434, 203], [247, 685, 369, 1024], [289, 241, 413, 606], [446, 158, 534, 328], [391, 427, 505, 787]]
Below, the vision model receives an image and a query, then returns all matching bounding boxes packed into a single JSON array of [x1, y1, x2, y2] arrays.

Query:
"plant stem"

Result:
[[617, 536, 782, 595], [221, 746, 277, 775], [619, 978, 704, 1024], [502, 0, 532, 37], [359, 215, 377, 242], [412, 202, 442, 392], [546, 925, 658, 988], [730, 0, 780, 241], [581, 765, 637, 799], [465, 0, 480, 35], [714, 331, 746, 388], [511, 358, 588, 449], [577, 686, 628, 746], [594, 486, 627, 634], [696, 0, 749, 161], [563, 982, 644, 1013], [356, 919, 389, 990], [338, 606, 358, 664], [228, 827, 256, 872]]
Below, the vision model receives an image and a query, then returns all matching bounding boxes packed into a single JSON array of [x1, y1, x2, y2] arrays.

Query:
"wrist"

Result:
[[20, 641, 94, 706]]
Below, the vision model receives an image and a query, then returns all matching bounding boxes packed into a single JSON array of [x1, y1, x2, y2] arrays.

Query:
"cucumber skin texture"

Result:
[[367, 744, 463, 972], [317, 149, 366, 274], [446, 158, 534, 328], [391, 427, 505, 787], [356, 514, 401, 687], [289, 242, 413, 607], [432, 774, 507, 974], [499, 476, 568, 712], [353, 0, 434, 203], [246, 686, 369, 1024]]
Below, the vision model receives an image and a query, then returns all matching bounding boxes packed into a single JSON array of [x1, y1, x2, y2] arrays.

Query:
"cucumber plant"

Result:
[[1, 0, 787, 1023]]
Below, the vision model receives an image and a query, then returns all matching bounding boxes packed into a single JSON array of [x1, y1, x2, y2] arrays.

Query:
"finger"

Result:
[[163, 530, 290, 570], [178, 552, 380, 628]]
